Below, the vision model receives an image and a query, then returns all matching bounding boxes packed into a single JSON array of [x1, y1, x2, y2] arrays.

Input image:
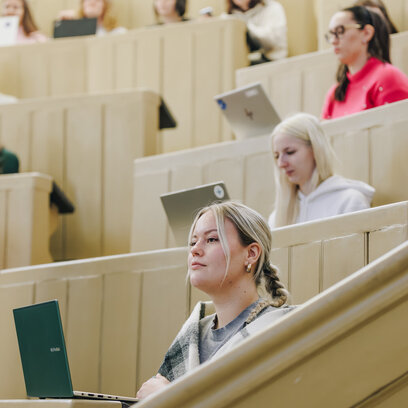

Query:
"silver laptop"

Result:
[[0, 16, 19, 46], [214, 82, 281, 140], [160, 181, 230, 246], [13, 300, 138, 404]]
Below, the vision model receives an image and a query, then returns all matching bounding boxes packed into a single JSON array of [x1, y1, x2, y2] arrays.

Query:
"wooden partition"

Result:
[[0, 19, 247, 152], [314, 0, 408, 50], [0, 90, 160, 261], [0, 248, 188, 399], [270, 201, 408, 304], [134, 241, 408, 408], [131, 99, 408, 252], [0, 173, 52, 269], [236, 31, 408, 118]]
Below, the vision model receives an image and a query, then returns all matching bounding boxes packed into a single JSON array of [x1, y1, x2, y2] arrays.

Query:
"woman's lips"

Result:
[[190, 262, 206, 269]]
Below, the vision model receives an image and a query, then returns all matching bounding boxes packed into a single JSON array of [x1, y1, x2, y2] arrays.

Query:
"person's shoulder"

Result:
[[374, 60, 408, 83]]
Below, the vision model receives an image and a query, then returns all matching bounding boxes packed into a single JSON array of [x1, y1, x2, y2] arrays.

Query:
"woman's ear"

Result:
[[362, 24, 375, 43], [246, 242, 261, 266]]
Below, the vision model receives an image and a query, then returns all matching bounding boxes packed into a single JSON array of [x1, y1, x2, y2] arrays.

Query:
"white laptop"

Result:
[[160, 181, 230, 246], [214, 82, 281, 140], [0, 16, 19, 46]]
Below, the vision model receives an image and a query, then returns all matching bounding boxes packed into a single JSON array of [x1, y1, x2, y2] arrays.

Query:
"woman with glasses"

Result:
[[321, 6, 408, 120]]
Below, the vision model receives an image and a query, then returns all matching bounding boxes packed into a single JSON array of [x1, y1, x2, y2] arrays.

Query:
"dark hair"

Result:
[[353, 0, 398, 34], [334, 6, 391, 102], [154, 0, 187, 18], [227, 0, 264, 13], [20, 0, 39, 35]]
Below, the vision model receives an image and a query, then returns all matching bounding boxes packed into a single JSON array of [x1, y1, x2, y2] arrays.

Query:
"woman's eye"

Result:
[[207, 237, 218, 243], [286, 150, 296, 155], [189, 241, 197, 247]]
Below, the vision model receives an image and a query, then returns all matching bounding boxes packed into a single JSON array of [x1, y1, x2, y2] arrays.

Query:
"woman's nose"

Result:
[[277, 155, 287, 168], [190, 241, 203, 255]]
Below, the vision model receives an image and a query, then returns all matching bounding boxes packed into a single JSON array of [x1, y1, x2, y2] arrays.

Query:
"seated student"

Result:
[[57, 0, 126, 36], [1, 0, 47, 44], [0, 145, 19, 173], [154, 0, 188, 24], [225, 0, 287, 63], [353, 0, 398, 33], [137, 201, 293, 399], [322, 6, 408, 120], [269, 113, 375, 229]]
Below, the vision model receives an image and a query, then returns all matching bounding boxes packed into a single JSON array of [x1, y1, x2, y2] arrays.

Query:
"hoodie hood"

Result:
[[298, 175, 375, 203]]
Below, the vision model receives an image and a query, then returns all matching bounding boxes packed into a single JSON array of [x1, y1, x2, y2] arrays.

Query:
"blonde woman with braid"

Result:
[[269, 113, 375, 228], [137, 201, 293, 400]]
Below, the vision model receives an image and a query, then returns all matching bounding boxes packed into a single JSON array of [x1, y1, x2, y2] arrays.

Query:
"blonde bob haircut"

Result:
[[270, 113, 335, 228], [188, 201, 288, 307]]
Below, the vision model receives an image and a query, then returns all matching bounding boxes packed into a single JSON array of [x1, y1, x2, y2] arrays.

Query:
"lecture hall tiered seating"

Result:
[[1, 0, 408, 407]]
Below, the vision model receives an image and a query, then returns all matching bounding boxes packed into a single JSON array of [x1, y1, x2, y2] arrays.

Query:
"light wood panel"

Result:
[[0, 19, 247, 152], [0, 173, 52, 269], [0, 90, 159, 261]]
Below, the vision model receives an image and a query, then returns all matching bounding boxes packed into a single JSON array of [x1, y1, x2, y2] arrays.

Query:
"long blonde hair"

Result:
[[271, 113, 335, 227], [188, 201, 288, 307]]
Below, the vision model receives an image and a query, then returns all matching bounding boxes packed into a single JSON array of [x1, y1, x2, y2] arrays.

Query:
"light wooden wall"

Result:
[[0, 173, 52, 269], [0, 19, 247, 152], [0, 90, 160, 261], [270, 201, 408, 304], [130, 99, 408, 253], [135, 241, 408, 408], [0, 248, 188, 399], [314, 0, 408, 50], [236, 31, 408, 119], [0, 205, 406, 400]]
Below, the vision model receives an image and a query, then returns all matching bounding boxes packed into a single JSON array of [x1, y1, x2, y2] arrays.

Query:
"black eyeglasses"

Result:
[[324, 24, 363, 43]]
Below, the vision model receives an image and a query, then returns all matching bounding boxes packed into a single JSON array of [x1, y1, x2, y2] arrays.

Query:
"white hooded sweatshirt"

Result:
[[268, 175, 375, 229], [230, 0, 287, 61]]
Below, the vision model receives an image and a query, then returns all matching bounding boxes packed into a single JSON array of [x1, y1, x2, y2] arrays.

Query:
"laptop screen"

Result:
[[13, 300, 74, 398], [53, 18, 97, 38]]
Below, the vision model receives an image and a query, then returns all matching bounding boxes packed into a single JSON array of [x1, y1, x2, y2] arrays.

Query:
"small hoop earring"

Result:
[[246, 263, 252, 273]]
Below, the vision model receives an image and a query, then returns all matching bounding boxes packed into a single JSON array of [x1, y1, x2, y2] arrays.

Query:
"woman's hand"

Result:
[[136, 373, 170, 400]]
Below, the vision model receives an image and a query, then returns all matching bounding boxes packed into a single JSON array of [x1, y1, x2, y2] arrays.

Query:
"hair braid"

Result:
[[262, 262, 288, 307]]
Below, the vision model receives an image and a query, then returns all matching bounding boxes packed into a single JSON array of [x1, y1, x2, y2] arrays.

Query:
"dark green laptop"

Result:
[[13, 300, 138, 404]]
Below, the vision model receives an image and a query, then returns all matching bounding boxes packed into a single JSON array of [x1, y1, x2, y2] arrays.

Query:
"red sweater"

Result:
[[322, 57, 408, 119]]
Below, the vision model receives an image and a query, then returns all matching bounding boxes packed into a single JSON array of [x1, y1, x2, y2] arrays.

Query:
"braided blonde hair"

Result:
[[188, 201, 289, 307]]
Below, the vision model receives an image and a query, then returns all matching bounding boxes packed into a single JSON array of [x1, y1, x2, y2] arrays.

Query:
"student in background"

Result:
[[226, 0, 287, 63], [1, 0, 47, 44], [57, 0, 126, 36], [322, 6, 408, 120], [269, 113, 374, 229], [0, 145, 19, 174], [154, 0, 188, 24], [137, 201, 293, 399], [353, 0, 398, 33]]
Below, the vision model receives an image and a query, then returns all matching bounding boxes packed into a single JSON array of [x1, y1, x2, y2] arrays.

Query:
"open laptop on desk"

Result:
[[214, 82, 281, 140], [0, 16, 19, 46], [13, 300, 138, 404], [53, 18, 97, 38], [160, 181, 230, 246]]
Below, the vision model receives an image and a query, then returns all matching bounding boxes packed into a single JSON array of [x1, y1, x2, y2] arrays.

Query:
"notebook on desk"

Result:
[[13, 300, 138, 404], [0, 16, 19, 46], [53, 18, 97, 38], [214, 82, 281, 140], [160, 181, 230, 246]]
